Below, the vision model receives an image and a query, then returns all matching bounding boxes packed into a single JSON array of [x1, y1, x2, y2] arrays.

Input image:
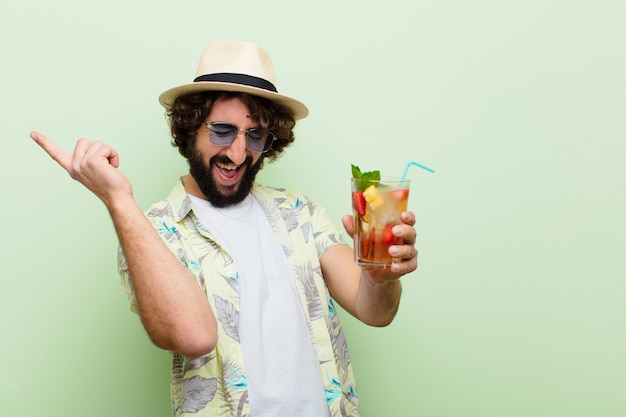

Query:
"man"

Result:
[[30, 40, 418, 417]]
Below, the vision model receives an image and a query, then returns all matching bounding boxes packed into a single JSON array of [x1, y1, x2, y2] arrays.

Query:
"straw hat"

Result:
[[158, 40, 309, 120]]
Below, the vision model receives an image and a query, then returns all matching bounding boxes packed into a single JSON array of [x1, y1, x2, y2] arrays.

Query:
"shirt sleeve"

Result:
[[309, 198, 349, 257]]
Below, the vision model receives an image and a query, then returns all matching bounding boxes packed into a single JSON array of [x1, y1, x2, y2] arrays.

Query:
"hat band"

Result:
[[194, 73, 277, 92]]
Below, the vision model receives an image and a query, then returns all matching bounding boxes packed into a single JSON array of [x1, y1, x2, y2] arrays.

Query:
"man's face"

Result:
[[187, 97, 265, 207]]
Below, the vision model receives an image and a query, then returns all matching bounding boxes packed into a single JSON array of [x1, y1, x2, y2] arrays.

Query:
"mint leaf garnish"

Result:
[[351, 164, 380, 191]]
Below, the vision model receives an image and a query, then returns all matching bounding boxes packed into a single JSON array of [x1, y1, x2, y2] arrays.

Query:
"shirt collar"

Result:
[[167, 177, 288, 223]]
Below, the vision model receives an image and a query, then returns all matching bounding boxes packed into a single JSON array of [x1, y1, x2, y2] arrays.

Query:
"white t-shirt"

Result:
[[189, 194, 330, 417]]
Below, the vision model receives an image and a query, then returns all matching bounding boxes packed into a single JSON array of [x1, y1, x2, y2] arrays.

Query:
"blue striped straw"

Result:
[[401, 161, 435, 183]]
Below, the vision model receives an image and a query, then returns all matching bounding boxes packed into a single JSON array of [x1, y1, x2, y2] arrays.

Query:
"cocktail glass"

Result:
[[351, 177, 410, 268]]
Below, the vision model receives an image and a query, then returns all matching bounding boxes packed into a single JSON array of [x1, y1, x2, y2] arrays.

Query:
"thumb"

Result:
[[342, 214, 354, 237]]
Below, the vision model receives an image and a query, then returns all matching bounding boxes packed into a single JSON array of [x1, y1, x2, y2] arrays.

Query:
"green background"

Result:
[[2, 1, 625, 416]]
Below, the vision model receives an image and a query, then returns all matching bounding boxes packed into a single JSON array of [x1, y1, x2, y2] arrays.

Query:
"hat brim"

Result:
[[159, 82, 309, 120]]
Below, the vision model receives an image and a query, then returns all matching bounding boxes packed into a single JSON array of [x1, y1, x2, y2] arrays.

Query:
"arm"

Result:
[[321, 211, 417, 327], [30, 132, 217, 358]]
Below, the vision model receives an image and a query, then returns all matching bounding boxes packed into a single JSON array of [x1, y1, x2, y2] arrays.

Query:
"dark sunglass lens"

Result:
[[210, 123, 238, 136], [258, 133, 275, 153], [209, 123, 237, 146], [245, 129, 267, 152]]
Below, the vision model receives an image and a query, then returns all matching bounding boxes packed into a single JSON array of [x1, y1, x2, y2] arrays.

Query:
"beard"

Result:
[[187, 149, 263, 208]]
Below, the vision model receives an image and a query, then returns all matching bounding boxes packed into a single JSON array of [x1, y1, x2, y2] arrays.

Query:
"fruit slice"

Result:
[[352, 192, 367, 216], [390, 188, 409, 201], [363, 185, 384, 210], [382, 224, 396, 245]]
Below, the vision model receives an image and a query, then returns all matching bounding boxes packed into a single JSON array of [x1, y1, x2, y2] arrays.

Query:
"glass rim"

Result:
[[351, 176, 410, 184]]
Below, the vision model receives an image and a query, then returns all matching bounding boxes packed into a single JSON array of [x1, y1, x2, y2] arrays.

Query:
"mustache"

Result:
[[211, 154, 253, 167]]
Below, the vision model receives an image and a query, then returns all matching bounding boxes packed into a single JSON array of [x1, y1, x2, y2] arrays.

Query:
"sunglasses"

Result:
[[206, 122, 276, 153]]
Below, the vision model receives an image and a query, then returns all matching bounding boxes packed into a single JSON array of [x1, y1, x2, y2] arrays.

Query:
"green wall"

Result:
[[2, 1, 625, 416]]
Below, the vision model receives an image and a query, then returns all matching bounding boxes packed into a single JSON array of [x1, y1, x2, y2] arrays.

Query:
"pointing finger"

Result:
[[30, 131, 72, 171]]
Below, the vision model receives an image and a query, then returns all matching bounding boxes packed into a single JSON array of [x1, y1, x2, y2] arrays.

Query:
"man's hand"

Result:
[[342, 210, 419, 280], [30, 131, 132, 206]]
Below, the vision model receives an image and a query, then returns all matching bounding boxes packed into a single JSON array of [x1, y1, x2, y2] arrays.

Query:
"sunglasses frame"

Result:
[[206, 122, 276, 153]]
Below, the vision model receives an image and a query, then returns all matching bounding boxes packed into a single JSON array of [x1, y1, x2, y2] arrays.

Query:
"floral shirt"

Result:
[[118, 179, 360, 417]]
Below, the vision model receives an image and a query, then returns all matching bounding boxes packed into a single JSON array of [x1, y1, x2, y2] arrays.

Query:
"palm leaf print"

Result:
[[300, 221, 311, 243], [221, 270, 239, 295], [280, 203, 304, 232], [178, 375, 217, 413], [146, 205, 172, 218], [335, 327, 351, 373], [184, 354, 215, 373], [213, 295, 240, 342], [256, 196, 286, 235], [295, 263, 323, 320], [220, 358, 248, 415]]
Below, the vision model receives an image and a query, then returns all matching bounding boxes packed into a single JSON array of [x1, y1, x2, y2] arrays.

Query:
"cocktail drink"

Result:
[[351, 177, 410, 268]]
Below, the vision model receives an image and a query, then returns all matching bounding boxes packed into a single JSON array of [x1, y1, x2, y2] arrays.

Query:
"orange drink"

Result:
[[351, 177, 410, 268]]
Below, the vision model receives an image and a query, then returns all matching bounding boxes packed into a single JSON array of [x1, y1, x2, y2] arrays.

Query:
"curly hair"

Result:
[[167, 91, 296, 162]]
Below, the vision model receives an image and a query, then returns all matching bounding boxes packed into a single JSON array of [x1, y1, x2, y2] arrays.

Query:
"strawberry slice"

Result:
[[352, 192, 366, 216], [382, 224, 396, 245], [390, 188, 409, 201]]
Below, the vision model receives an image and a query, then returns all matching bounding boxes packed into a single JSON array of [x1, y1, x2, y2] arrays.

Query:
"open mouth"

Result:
[[215, 160, 244, 181]]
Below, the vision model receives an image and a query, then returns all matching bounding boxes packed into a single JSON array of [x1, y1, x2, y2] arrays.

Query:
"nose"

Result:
[[224, 131, 248, 166]]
